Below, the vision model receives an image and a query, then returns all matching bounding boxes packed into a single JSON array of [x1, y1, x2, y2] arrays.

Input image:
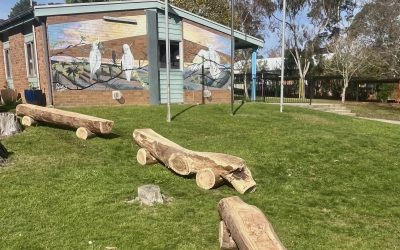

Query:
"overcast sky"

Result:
[[0, 0, 65, 20]]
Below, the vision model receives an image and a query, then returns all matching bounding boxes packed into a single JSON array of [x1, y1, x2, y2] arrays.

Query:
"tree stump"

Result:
[[0, 112, 22, 137], [137, 184, 165, 206]]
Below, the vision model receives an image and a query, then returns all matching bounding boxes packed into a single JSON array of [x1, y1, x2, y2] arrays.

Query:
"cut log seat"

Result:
[[218, 196, 286, 250], [16, 104, 113, 134], [132, 128, 256, 194]]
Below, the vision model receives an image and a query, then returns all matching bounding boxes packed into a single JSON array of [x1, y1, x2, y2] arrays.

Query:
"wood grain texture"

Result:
[[218, 196, 286, 250], [76, 127, 95, 140], [16, 104, 114, 134], [132, 129, 256, 194], [136, 148, 158, 165], [21, 116, 38, 127]]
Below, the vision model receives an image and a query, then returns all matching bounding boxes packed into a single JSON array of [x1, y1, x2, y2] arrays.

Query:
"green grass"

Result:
[[1, 103, 399, 249], [345, 102, 400, 121]]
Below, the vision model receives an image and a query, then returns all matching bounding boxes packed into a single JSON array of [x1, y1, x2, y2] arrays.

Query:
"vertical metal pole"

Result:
[[165, 0, 171, 122], [230, 0, 235, 115], [202, 57, 205, 104], [280, 0, 287, 113]]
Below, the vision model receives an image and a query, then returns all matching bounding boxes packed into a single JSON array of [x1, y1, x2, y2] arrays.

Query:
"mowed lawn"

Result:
[[0, 103, 399, 249]]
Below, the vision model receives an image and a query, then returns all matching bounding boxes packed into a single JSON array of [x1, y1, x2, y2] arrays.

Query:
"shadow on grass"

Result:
[[171, 105, 198, 121], [0, 103, 19, 113], [233, 101, 245, 115]]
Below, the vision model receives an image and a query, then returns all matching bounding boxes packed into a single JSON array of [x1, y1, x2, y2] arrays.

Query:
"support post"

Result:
[[251, 48, 257, 102]]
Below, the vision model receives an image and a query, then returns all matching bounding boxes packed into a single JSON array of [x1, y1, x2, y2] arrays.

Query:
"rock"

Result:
[[0, 112, 22, 137], [137, 184, 165, 206]]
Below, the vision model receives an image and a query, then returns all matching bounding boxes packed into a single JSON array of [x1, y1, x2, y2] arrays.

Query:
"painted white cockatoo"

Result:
[[89, 42, 102, 81], [207, 44, 221, 80], [121, 44, 134, 81], [191, 44, 222, 80]]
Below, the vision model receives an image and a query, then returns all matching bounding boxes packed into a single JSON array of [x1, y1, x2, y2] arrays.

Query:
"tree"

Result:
[[349, 0, 400, 78], [271, 0, 358, 98], [324, 35, 371, 103], [9, 0, 36, 18]]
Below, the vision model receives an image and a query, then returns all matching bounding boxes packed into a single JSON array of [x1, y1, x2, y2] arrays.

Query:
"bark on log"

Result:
[[76, 127, 95, 140], [21, 116, 38, 127], [219, 220, 238, 250], [16, 104, 113, 134], [132, 129, 256, 194], [223, 167, 257, 194], [136, 148, 158, 165], [196, 168, 225, 190], [218, 196, 286, 250]]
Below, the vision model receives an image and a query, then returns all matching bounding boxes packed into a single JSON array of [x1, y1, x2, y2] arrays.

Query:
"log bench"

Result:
[[218, 196, 286, 250], [132, 128, 256, 194], [16, 104, 114, 139]]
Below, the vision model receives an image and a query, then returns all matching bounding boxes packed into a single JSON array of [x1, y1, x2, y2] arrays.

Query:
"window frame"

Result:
[[24, 41, 37, 78], [159, 40, 182, 70], [3, 48, 12, 80]]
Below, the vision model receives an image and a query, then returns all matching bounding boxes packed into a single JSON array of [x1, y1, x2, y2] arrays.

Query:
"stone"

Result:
[[137, 184, 165, 206], [0, 112, 22, 137]]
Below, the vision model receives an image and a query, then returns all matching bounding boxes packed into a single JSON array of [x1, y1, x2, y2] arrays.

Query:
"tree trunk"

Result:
[[342, 80, 348, 103], [21, 116, 38, 127], [218, 196, 286, 250], [132, 129, 256, 194], [196, 168, 225, 190], [76, 127, 95, 140], [136, 148, 158, 165], [219, 221, 238, 250], [16, 104, 114, 134]]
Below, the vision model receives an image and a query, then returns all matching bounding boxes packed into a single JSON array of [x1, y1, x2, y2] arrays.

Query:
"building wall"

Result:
[[46, 10, 150, 106], [184, 90, 230, 104], [0, 40, 4, 85], [182, 19, 232, 101]]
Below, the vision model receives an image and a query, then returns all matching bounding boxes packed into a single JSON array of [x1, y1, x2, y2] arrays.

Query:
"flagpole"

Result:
[[280, 0, 287, 113], [230, 0, 235, 115], [165, 0, 171, 122]]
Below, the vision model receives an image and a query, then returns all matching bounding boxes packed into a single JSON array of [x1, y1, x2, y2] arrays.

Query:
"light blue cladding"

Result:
[[251, 49, 257, 101], [159, 69, 184, 103], [157, 12, 182, 41]]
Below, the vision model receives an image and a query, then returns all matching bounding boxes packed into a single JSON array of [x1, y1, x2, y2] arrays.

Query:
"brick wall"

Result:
[[53, 89, 149, 107], [184, 90, 231, 104], [0, 41, 4, 85]]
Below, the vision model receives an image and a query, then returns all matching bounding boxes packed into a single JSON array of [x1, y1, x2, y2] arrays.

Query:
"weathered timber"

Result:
[[76, 127, 95, 140], [196, 168, 225, 190], [136, 148, 158, 165], [132, 129, 256, 194], [218, 196, 286, 250], [16, 104, 113, 134], [0, 112, 22, 136], [219, 220, 238, 250], [21, 116, 38, 127]]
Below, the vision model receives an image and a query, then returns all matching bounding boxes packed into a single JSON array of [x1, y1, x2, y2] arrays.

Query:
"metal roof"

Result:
[[34, 0, 264, 49]]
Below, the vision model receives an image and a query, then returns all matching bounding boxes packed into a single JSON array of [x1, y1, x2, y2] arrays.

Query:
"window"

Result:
[[25, 42, 37, 77], [159, 41, 180, 69], [4, 48, 12, 79]]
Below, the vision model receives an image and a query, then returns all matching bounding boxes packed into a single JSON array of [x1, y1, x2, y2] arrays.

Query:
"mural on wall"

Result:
[[183, 21, 231, 91], [48, 15, 149, 91]]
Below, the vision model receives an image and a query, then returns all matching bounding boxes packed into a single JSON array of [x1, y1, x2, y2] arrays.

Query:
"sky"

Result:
[[0, 0, 65, 20]]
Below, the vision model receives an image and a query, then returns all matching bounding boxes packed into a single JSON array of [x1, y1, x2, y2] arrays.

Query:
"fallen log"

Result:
[[21, 116, 38, 127], [196, 168, 225, 190], [219, 221, 238, 250], [218, 196, 285, 250], [133, 129, 256, 194], [136, 148, 158, 165], [16, 104, 113, 134], [76, 127, 95, 140]]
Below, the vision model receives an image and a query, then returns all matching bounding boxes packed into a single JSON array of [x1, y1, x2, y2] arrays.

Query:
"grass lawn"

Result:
[[345, 102, 400, 121], [0, 103, 399, 249]]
